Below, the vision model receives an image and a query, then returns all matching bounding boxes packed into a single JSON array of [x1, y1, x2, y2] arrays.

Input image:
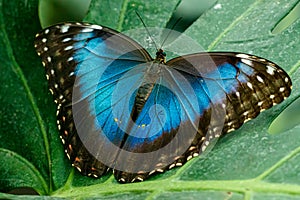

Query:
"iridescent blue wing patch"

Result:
[[34, 23, 292, 183]]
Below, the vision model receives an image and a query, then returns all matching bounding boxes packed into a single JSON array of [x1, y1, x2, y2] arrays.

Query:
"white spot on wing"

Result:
[[260, 108, 266, 112], [266, 65, 275, 75], [256, 75, 264, 83], [247, 82, 253, 90], [236, 54, 249, 59], [93, 174, 98, 178], [176, 163, 182, 167], [66, 151, 70, 159], [186, 155, 193, 161], [62, 38, 72, 42], [193, 152, 199, 157], [243, 111, 249, 116], [60, 25, 70, 33], [244, 118, 252, 123], [60, 137, 65, 145], [169, 164, 175, 169], [67, 57, 74, 62], [227, 121, 233, 126], [64, 46, 73, 51], [42, 38, 47, 43], [227, 128, 235, 133], [90, 24, 103, 30], [149, 170, 156, 175], [82, 28, 93, 32], [241, 58, 252, 66], [75, 166, 82, 172], [45, 29, 49, 34], [136, 177, 144, 182], [285, 77, 289, 83], [156, 169, 164, 173]]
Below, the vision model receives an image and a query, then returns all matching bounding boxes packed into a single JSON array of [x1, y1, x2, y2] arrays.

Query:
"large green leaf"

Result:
[[0, 0, 71, 195], [0, 0, 299, 199]]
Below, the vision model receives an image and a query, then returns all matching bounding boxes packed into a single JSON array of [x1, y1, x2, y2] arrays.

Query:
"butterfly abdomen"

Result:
[[132, 83, 155, 119]]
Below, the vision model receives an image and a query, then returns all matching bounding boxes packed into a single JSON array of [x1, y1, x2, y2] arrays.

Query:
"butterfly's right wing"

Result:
[[34, 23, 152, 178], [167, 52, 292, 152]]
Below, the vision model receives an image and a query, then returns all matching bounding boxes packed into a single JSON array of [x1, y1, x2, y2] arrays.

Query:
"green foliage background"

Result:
[[0, 0, 300, 199]]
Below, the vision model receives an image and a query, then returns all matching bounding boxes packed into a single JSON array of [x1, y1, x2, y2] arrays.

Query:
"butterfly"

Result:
[[34, 22, 292, 183]]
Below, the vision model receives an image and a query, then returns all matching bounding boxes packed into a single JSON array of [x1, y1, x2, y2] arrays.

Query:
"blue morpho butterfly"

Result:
[[34, 22, 292, 183]]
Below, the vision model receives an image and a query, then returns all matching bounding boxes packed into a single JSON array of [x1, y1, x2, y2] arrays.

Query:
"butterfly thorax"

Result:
[[155, 49, 166, 64]]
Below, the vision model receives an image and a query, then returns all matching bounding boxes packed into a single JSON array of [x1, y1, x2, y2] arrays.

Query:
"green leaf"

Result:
[[0, 0, 70, 195], [1, 0, 300, 199]]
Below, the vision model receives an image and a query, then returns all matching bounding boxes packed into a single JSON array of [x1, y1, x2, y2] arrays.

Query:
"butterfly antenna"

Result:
[[135, 11, 159, 51], [160, 17, 182, 48]]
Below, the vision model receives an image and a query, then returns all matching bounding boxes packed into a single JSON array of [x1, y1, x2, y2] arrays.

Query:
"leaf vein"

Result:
[[207, 0, 262, 51]]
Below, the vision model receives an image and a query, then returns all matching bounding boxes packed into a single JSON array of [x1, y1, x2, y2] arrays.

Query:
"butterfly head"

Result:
[[155, 49, 166, 64]]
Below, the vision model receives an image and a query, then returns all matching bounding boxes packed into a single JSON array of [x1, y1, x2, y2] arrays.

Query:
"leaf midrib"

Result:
[[52, 178, 300, 198]]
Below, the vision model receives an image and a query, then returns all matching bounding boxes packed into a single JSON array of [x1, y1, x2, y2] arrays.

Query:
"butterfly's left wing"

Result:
[[34, 23, 153, 179], [35, 23, 199, 183]]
